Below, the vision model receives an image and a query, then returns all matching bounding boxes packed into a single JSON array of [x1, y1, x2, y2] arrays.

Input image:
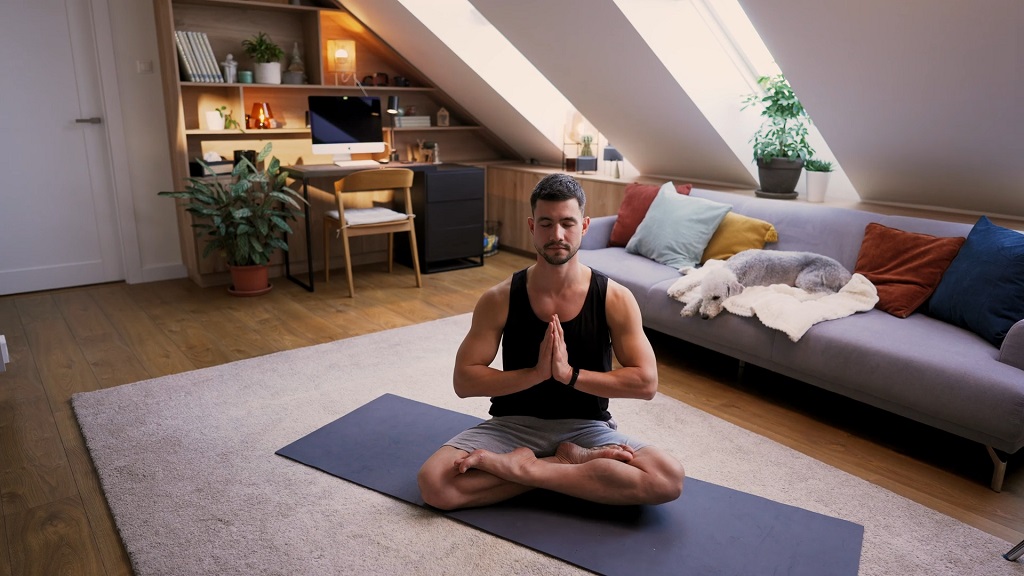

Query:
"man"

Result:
[[417, 173, 685, 510]]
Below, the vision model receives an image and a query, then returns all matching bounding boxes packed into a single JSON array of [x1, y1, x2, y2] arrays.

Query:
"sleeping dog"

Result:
[[681, 249, 852, 319]]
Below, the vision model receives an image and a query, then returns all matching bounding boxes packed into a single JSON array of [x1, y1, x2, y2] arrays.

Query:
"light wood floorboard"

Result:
[[0, 250, 1020, 574]]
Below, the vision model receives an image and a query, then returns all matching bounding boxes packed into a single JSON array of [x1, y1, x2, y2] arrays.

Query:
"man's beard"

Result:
[[536, 241, 578, 265]]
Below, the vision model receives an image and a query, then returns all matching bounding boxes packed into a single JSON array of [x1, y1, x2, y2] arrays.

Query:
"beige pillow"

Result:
[[700, 212, 778, 263]]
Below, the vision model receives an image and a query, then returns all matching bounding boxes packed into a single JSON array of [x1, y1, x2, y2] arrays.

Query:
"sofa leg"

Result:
[[1005, 539, 1024, 562], [987, 445, 1007, 492], [736, 360, 746, 381]]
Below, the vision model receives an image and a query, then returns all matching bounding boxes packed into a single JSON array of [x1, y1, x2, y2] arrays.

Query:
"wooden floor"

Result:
[[1, 250, 1021, 575]]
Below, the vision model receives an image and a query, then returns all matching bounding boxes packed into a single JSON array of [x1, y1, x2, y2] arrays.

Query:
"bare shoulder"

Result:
[[604, 277, 641, 316], [470, 276, 513, 332]]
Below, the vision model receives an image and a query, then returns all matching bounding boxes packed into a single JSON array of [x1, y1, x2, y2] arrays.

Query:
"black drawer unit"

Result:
[[399, 164, 486, 273]]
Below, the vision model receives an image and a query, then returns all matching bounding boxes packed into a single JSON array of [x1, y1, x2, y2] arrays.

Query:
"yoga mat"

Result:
[[277, 393, 863, 576]]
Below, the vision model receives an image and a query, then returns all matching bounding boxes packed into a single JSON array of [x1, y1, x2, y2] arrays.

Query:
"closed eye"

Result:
[[711, 296, 720, 300]]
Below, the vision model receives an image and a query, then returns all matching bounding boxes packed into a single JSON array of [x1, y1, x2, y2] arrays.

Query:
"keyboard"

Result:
[[333, 159, 383, 169]]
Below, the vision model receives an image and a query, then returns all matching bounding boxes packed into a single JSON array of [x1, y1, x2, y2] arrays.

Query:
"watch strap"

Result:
[[568, 366, 580, 388]]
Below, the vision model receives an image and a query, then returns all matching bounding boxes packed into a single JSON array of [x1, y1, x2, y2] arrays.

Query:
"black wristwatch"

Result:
[[567, 366, 580, 389]]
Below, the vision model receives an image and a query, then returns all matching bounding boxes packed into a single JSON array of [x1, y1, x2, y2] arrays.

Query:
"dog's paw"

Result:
[[680, 300, 700, 317]]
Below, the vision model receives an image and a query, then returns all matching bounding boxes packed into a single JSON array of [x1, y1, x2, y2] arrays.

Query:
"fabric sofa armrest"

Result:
[[582, 215, 616, 250], [998, 319, 1024, 371]]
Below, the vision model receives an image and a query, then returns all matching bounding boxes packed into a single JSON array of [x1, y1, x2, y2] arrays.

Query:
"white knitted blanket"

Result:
[[668, 263, 878, 341]]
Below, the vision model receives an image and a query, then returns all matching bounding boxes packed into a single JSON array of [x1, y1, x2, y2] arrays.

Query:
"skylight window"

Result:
[[395, 0, 577, 150], [615, 0, 857, 199]]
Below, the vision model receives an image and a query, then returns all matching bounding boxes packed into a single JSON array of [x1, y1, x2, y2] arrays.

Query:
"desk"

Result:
[[283, 163, 438, 291]]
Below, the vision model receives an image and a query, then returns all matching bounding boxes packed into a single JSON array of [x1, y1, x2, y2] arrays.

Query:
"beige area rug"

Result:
[[72, 314, 1022, 576]]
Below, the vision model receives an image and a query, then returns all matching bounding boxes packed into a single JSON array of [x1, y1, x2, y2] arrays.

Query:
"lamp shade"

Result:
[[387, 95, 399, 115], [251, 102, 273, 129], [603, 145, 623, 162]]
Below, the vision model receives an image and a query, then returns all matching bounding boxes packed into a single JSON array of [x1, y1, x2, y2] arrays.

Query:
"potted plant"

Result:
[[159, 142, 306, 295], [204, 106, 242, 131], [742, 74, 814, 198], [242, 31, 284, 84], [804, 158, 834, 203]]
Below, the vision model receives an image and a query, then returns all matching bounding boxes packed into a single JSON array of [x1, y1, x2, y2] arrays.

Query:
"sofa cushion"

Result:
[[925, 216, 1024, 347], [700, 212, 779, 263], [853, 223, 965, 318], [609, 182, 692, 247], [625, 186, 732, 270]]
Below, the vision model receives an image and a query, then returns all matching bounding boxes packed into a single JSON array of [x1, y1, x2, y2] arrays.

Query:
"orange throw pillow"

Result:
[[854, 223, 965, 318], [609, 182, 692, 247]]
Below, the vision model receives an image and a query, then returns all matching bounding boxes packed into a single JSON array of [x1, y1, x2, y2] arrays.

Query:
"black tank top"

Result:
[[489, 268, 613, 421]]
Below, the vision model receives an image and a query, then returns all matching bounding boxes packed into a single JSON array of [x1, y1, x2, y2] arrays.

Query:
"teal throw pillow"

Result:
[[625, 183, 732, 270], [925, 216, 1024, 347]]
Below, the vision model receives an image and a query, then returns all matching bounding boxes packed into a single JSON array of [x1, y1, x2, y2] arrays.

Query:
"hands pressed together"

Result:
[[536, 314, 574, 386]]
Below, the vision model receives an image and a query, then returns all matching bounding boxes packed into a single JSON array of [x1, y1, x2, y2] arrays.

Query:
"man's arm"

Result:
[[453, 280, 550, 398], [553, 279, 658, 400]]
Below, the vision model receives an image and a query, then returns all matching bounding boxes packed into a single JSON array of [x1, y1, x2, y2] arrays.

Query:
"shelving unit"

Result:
[[154, 0, 508, 286]]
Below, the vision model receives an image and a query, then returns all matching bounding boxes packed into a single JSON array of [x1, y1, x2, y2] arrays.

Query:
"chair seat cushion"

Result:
[[326, 207, 410, 226]]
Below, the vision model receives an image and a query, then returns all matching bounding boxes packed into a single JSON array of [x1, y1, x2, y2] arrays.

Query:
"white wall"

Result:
[[107, 0, 185, 282]]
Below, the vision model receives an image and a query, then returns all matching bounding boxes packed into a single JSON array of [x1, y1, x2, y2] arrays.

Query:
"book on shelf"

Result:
[[395, 116, 431, 128], [177, 30, 223, 82], [174, 30, 200, 82], [196, 31, 225, 82]]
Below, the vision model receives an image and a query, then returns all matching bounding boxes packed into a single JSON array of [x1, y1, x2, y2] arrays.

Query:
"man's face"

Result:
[[529, 199, 589, 265]]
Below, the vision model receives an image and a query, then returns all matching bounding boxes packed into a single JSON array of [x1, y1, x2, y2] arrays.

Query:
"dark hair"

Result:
[[529, 173, 586, 214]]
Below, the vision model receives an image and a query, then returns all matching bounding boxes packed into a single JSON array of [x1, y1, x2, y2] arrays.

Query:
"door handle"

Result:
[[75, 117, 102, 124]]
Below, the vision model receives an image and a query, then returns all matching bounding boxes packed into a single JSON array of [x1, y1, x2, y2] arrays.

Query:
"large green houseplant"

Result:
[[742, 74, 815, 198], [159, 143, 305, 295]]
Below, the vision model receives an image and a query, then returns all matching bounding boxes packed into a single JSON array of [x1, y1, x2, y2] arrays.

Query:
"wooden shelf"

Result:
[[185, 128, 310, 135], [392, 126, 481, 132], [180, 82, 435, 93], [156, 0, 507, 287]]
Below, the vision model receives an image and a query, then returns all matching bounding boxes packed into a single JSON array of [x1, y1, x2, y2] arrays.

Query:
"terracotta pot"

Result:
[[228, 264, 272, 296]]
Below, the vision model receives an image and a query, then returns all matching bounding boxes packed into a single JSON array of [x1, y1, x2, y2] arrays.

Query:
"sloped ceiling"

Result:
[[741, 0, 1024, 217], [342, 0, 755, 188], [339, 0, 554, 164], [471, 0, 755, 188]]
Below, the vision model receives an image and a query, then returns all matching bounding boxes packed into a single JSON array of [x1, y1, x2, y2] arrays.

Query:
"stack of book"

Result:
[[394, 116, 432, 128], [175, 30, 225, 83]]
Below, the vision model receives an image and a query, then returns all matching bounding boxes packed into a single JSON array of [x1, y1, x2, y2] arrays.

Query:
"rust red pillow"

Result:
[[854, 223, 965, 318], [609, 182, 692, 247]]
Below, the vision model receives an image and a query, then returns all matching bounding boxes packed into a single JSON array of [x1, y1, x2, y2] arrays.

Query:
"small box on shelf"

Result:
[[189, 159, 233, 177]]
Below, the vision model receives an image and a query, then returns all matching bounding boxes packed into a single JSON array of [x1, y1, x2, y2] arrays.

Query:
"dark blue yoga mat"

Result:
[[277, 393, 863, 576]]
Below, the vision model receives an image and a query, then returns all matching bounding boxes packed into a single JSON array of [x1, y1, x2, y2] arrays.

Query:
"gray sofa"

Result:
[[580, 189, 1024, 490]]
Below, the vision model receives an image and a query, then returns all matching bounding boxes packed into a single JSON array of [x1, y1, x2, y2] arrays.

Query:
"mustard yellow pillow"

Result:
[[700, 212, 778, 263]]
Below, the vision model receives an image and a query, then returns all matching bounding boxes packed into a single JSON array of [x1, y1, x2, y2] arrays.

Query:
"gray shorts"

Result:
[[444, 415, 649, 458]]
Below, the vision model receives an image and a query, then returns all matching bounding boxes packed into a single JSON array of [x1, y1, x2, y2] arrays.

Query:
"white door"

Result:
[[0, 0, 124, 295]]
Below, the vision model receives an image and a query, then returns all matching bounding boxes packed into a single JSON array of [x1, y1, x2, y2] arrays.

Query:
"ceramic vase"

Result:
[[205, 110, 225, 131], [805, 171, 832, 203], [254, 62, 282, 85]]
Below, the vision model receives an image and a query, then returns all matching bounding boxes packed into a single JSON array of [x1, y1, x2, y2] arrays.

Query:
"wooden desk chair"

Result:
[[323, 168, 422, 297]]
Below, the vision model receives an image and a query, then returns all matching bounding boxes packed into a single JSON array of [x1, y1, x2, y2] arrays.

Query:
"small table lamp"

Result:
[[604, 145, 624, 179], [251, 102, 274, 129]]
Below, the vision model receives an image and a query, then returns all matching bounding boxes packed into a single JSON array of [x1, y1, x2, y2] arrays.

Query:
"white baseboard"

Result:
[[136, 263, 188, 284]]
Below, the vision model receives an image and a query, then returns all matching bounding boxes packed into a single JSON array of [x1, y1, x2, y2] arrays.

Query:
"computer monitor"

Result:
[[308, 95, 386, 164]]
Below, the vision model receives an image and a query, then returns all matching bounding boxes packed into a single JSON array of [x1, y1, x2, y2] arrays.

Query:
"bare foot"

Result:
[[555, 442, 634, 465], [454, 447, 538, 481]]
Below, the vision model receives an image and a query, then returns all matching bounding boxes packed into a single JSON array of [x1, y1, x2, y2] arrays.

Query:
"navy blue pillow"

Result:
[[926, 216, 1024, 347]]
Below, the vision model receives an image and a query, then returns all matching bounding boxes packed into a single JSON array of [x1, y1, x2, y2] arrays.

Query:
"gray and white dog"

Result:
[[682, 249, 852, 319]]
